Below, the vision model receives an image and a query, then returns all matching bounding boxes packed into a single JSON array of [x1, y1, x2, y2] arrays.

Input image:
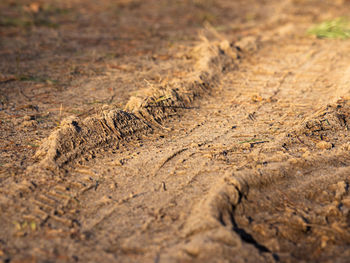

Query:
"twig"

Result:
[[19, 87, 32, 101], [145, 105, 199, 109], [250, 140, 269, 146]]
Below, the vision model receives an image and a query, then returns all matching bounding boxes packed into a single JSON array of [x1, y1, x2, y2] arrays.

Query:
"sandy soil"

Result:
[[1, 0, 350, 262]]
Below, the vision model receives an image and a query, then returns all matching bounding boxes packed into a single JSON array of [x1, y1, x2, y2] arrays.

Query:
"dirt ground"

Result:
[[2, 0, 350, 262]]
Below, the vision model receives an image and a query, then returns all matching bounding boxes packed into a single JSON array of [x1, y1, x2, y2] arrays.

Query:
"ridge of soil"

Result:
[[31, 37, 239, 173]]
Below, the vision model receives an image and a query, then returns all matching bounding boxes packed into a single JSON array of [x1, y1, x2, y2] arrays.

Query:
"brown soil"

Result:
[[1, 0, 350, 262]]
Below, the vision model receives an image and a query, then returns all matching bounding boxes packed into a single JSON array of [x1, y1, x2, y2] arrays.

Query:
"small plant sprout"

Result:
[[308, 17, 350, 39]]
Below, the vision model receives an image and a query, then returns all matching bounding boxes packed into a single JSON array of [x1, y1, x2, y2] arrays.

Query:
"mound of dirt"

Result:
[[32, 38, 240, 172]]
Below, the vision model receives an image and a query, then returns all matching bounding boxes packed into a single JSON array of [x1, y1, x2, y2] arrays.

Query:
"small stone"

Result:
[[316, 141, 333, 150]]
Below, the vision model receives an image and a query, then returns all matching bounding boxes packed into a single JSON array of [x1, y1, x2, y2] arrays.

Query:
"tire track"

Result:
[[2, 1, 350, 262]]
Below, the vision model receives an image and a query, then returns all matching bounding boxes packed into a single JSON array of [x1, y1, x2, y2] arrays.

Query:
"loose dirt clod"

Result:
[[316, 141, 333, 150]]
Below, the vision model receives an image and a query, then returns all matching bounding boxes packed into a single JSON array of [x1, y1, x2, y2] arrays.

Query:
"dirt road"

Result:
[[1, 0, 350, 262]]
